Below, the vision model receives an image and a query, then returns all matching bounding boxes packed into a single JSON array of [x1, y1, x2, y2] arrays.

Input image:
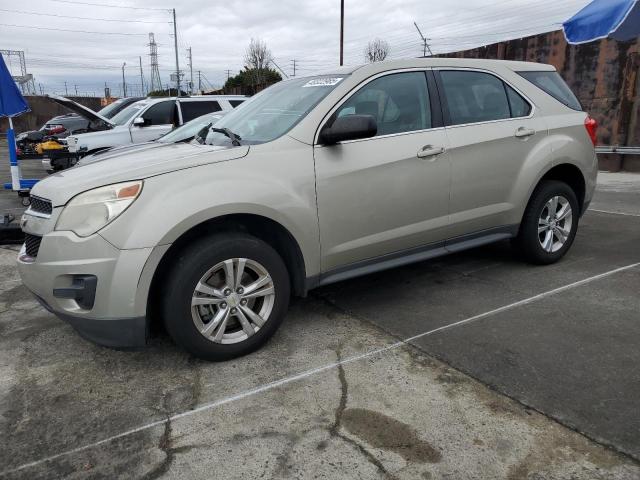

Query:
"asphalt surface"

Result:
[[0, 172, 639, 479]]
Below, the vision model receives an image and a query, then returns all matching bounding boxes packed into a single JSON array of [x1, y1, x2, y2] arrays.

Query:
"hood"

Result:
[[76, 142, 161, 166], [46, 94, 114, 128], [31, 143, 249, 206]]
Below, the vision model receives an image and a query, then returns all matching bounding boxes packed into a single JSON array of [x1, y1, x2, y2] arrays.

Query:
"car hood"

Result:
[[31, 143, 249, 206], [46, 94, 114, 128], [76, 142, 161, 165]]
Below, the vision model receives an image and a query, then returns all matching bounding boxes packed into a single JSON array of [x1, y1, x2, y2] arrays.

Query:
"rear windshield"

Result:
[[518, 71, 582, 111]]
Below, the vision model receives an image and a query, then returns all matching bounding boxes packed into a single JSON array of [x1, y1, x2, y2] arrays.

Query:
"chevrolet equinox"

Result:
[[18, 59, 598, 360]]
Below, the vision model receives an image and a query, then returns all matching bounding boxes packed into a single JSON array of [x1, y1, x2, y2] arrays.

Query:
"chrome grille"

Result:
[[24, 234, 42, 258], [29, 196, 52, 215]]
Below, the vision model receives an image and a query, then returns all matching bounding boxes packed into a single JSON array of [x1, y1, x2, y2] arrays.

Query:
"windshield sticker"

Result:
[[302, 77, 344, 87]]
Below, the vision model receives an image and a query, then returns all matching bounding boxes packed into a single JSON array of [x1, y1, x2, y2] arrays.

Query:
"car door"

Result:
[[314, 70, 451, 273], [130, 100, 179, 143], [436, 69, 548, 238]]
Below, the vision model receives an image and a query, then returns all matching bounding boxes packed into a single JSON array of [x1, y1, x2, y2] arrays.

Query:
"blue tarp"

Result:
[[0, 53, 29, 118], [563, 0, 640, 44]]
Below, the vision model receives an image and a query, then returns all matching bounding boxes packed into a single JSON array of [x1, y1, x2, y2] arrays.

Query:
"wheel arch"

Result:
[[146, 213, 308, 333], [535, 163, 587, 215]]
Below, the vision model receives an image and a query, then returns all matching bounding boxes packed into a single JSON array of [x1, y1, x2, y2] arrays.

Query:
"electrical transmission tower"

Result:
[[148, 33, 162, 93], [0, 49, 36, 94]]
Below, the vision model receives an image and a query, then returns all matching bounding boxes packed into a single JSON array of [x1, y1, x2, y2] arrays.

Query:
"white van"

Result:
[[63, 95, 246, 156]]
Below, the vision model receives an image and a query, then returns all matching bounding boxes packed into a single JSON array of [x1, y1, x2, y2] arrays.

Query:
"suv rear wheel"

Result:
[[161, 233, 290, 361], [515, 180, 579, 265]]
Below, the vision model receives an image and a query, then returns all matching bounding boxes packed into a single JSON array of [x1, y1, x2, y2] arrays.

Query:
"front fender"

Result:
[[99, 137, 320, 277]]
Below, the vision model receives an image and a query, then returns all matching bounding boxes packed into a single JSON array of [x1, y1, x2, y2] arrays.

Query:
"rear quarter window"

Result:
[[517, 71, 582, 111]]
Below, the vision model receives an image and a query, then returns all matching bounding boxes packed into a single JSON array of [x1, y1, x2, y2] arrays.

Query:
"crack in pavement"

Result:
[[329, 346, 396, 480]]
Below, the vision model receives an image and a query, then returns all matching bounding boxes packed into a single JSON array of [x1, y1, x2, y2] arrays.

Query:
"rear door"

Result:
[[314, 70, 451, 272], [435, 69, 548, 238], [130, 100, 179, 143]]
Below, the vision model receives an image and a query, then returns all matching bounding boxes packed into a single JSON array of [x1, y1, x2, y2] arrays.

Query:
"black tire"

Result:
[[515, 180, 580, 265], [161, 233, 290, 361]]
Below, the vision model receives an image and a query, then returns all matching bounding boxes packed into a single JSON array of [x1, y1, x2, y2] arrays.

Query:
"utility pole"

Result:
[[74, 85, 78, 96], [197, 70, 202, 93], [139, 56, 145, 96], [172, 8, 181, 96], [340, 0, 344, 66], [187, 47, 193, 95], [38, 83, 43, 95], [64, 81, 68, 96], [291, 59, 296, 77], [413, 22, 433, 57], [225, 69, 231, 81], [122, 62, 127, 97]]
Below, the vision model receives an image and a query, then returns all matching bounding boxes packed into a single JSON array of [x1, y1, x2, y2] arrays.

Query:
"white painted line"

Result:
[[3, 261, 640, 475], [589, 209, 640, 217]]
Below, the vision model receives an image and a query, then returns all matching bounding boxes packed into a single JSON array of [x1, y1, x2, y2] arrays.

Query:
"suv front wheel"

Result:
[[161, 233, 290, 361], [515, 180, 580, 265]]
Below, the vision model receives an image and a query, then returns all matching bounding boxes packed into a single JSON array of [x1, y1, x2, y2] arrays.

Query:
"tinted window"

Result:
[[440, 71, 511, 125], [180, 101, 221, 122], [335, 72, 431, 136], [143, 101, 176, 125], [506, 85, 531, 117], [518, 71, 581, 111], [229, 100, 245, 107]]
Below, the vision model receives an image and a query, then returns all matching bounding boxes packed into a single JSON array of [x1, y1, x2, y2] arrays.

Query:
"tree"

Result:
[[244, 38, 274, 87], [364, 38, 390, 63], [223, 67, 282, 95]]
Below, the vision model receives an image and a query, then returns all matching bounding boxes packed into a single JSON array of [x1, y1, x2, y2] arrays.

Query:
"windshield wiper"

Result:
[[211, 127, 242, 146]]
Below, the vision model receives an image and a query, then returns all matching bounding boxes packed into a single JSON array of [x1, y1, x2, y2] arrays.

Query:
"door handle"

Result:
[[417, 145, 445, 159], [514, 127, 536, 138]]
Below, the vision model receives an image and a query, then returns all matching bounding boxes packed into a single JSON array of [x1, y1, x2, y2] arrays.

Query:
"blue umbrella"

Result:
[[563, 0, 640, 44], [0, 52, 31, 191]]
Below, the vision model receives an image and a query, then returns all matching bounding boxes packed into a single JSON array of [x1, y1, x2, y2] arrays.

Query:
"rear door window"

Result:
[[517, 71, 581, 111], [180, 101, 222, 122], [440, 70, 511, 125], [506, 85, 531, 118]]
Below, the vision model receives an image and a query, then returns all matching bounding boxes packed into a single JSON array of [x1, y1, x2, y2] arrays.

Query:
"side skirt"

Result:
[[306, 225, 518, 290]]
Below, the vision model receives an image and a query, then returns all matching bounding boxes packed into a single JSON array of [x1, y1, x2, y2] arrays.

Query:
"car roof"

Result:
[[312, 58, 556, 78]]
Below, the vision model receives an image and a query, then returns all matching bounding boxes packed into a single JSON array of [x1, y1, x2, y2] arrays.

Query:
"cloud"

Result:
[[0, 0, 590, 96]]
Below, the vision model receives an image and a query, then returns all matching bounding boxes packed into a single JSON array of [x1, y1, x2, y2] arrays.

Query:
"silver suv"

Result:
[[18, 59, 598, 360]]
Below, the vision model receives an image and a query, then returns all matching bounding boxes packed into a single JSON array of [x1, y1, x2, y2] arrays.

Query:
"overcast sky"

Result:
[[1, 0, 590, 96]]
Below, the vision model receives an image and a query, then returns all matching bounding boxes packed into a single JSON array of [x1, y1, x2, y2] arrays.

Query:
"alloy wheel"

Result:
[[191, 258, 275, 344], [537, 195, 573, 253]]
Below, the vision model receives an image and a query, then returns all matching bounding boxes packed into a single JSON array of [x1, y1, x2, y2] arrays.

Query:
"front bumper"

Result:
[[17, 230, 154, 348]]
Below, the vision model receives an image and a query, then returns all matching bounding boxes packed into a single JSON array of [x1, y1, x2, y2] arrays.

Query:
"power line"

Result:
[[50, 0, 171, 11], [0, 8, 169, 23], [0, 23, 149, 35]]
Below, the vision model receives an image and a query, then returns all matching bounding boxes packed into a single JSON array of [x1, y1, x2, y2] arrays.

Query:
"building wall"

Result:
[[439, 31, 640, 171], [0, 96, 102, 134]]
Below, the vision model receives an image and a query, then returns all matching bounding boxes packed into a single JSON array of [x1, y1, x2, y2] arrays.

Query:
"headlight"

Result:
[[56, 181, 142, 237]]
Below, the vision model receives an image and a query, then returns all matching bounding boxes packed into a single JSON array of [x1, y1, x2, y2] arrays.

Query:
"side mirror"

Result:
[[319, 114, 377, 145], [133, 117, 146, 127]]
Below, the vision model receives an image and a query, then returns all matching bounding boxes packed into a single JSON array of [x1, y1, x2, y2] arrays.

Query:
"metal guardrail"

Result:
[[596, 146, 640, 155]]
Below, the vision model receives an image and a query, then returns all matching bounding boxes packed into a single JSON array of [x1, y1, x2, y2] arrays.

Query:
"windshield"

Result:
[[204, 75, 345, 146], [97, 99, 129, 119], [110, 102, 147, 126], [157, 112, 226, 143]]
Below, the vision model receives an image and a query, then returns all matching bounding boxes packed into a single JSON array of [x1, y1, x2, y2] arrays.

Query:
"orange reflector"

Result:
[[117, 183, 141, 199]]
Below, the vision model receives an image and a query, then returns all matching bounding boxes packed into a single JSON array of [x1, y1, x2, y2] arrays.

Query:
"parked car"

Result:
[[65, 96, 246, 157], [17, 58, 597, 361], [16, 96, 143, 158], [77, 111, 228, 166]]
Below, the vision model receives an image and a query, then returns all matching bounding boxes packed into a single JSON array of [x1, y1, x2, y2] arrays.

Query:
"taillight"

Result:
[[584, 115, 598, 147]]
